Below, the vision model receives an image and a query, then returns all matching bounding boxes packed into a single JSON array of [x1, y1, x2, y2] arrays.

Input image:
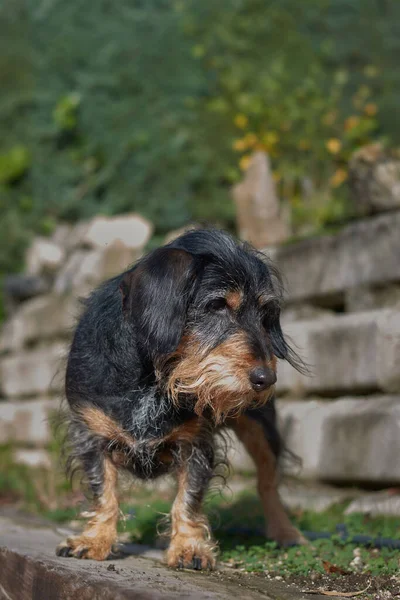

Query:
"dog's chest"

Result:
[[110, 416, 207, 480]]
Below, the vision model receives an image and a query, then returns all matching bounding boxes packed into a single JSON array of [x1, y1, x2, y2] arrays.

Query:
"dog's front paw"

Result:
[[56, 535, 114, 561], [166, 535, 217, 571]]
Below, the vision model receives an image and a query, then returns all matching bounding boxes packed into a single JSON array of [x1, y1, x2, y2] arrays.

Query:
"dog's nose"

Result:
[[249, 366, 277, 392]]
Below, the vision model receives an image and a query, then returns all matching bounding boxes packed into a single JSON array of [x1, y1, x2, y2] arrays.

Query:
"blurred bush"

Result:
[[0, 0, 399, 283]]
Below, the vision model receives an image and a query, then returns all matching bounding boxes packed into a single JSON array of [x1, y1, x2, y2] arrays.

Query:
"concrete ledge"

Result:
[[266, 211, 400, 305], [0, 516, 327, 600], [278, 395, 400, 484], [277, 309, 400, 396], [0, 295, 78, 355], [0, 343, 66, 398], [0, 398, 57, 445]]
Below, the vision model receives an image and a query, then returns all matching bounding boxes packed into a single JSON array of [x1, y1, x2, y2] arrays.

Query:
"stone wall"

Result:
[[269, 209, 400, 485], [0, 214, 153, 466], [1, 197, 400, 485]]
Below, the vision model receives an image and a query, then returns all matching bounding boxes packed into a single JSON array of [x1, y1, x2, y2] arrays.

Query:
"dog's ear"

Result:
[[120, 248, 198, 356], [269, 319, 289, 361], [269, 317, 308, 375]]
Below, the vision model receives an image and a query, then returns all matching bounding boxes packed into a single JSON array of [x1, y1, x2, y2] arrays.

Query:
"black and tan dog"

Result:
[[56, 229, 306, 569]]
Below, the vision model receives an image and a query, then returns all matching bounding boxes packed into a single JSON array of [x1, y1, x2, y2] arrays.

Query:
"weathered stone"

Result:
[[0, 343, 66, 397], [14, 448, 52, 468], [0, 516, 329, 600], [54, 242, 140, 295], [0, 399, 56, 445], [233, 151, 290, 248], [278, 395, 400, 483], [277, 309, 400, 396], [225, 429, 255, 474], [51, 223, 73, 248], [0, 295, 78, 354], [54, 250, 90, 294], [26, 238, 65, 276], [345, 491, 400, 517], [281, 304, 333, 324], [279, 481, 358, 513], [376, 309, 400, 393], [346, 283, 400, 312], [82, 214, 153, 250], [265, 211, 400, 306], [3, 275, 51, 315], [349, 143, 400, 216]]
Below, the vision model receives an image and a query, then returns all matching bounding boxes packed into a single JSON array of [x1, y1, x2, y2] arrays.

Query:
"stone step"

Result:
[[0, 295, 79, 355], [265, 211, 400, 307], [0, 343, 66, 398], [278, 395, 400, 484], [0, 398, 57, 445], [0, 515, 322, 600], [277, 308, 400, 396]]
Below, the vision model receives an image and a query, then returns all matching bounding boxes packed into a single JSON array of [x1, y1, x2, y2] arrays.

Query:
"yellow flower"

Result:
[[326, 138, 342, 154], [364, 103, 378, 116], [330, 168, 348, 188], [243, 133, 258, 147], [234, 114, 249, 129], [344, 116, 360, 131], [239, 155, 251, 171], [232, 138, 247, 151], [263, 132, 279, 146]]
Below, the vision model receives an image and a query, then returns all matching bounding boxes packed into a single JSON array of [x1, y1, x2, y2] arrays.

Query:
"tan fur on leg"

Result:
[[57, 457, 119, 560], [230, 415, 307, 546], [166, 469, 216, 570]]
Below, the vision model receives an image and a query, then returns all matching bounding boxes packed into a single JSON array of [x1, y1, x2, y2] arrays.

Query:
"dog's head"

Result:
[[120, 229, 302, 423]]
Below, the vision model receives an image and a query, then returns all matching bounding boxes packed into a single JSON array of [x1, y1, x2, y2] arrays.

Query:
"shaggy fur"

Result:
[[56, 229, 307, 568]]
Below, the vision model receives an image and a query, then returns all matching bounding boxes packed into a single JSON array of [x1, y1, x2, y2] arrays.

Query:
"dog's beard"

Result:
[[158, 334, 274, 425]]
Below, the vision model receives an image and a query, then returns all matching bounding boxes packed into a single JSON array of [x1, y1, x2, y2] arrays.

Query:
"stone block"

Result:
[[345, 490, 400, 517], [346, 284, 400, 312], [26, 238, 65, 276], [82, 214, 153, 250], [278, 395, 400, 483], [0, 343, 66, 398], [266, 211, 400, 306], [14, 448, 52, 468], [348, 143, 400, 216], [0, 295, 78, 354], [233, 151, 290, 248], [0, 398, 57, 445], [224, 429, 255, 474], [54, 242, 141, 295], [277, 309, 400, 396]]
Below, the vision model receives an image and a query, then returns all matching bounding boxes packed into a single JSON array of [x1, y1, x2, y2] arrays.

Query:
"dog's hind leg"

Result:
[[166, 441, 217, 570], [229, 413, 307, 546], [56, 445, 119, 561]]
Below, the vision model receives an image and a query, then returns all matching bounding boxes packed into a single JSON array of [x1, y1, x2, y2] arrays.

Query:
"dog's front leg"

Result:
[[166, 441, 216, 570], [56, 454, 119, 560]]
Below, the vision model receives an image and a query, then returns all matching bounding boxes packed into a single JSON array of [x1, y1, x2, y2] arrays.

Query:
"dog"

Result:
[[56, 228, 306, 569]]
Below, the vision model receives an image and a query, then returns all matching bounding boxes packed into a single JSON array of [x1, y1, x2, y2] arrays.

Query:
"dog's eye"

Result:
[[207, 298, 227, 312]]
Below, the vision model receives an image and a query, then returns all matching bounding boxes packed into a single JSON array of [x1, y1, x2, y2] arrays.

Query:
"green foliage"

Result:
[[0, 0, 399, 283], [0, 145, 31, 184]]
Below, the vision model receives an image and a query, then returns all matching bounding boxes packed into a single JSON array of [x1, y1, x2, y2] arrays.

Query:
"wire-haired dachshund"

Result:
[[56, 228, 306, 569]]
